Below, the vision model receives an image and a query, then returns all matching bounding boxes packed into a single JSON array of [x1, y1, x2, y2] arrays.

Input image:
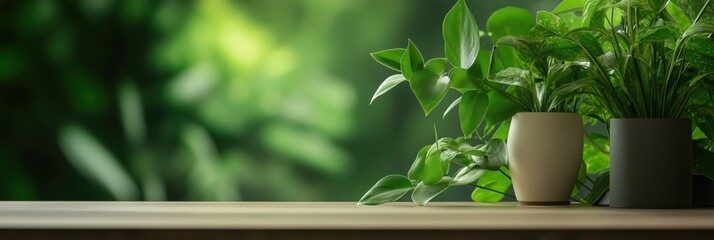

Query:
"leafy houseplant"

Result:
[[551, 0, 714, 208], [359, 0, 608, 206]]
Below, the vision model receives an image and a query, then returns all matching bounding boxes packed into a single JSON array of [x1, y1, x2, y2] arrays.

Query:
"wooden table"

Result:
[[0, 201, 713, 239]]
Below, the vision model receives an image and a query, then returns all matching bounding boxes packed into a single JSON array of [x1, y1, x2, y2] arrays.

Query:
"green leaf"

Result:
[[491, 120, 511, 140], [370, 74, 407, 104], [443, 97, 461, 119], [485, 91, 523, 128], [487, 7, 534, 68], [476, 139, 508, 170], [412, 179, 450, 206], [671, 0, 714, 22], [471, 168, 512, 202], [683, 21, 714, 40], [443, 0, 480, 69], [488, 67, 529, 86], [358, 174, 413, 205], [59, 124, 138, 200], [408, 146, 431, 182], [583, 170, 610, 205], [583, 133, 610, 174], [425, 58, 449, 75], [582, 0, 607, 27], [531, 11, 569, 38], [636, 21, 680, 44], [423, 150, 443, 185], [451, 166, 485, 186], [686, 36, 714, 71], [459, 91, 489, 137], [553, 0, 586, 13], [371, 48, 406, 71], [667, 3, 693, 31], [409, 71, 451, 115], [401, 40, 424, 80], [448, 67, 482, 93], [693, 139, 714, 181]]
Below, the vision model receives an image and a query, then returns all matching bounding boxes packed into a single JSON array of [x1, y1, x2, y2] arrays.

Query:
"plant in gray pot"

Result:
[[560, 0, 714, 208]]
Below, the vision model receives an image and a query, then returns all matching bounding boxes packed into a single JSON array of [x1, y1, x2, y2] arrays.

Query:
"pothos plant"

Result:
[[359, 0, 611, 206]]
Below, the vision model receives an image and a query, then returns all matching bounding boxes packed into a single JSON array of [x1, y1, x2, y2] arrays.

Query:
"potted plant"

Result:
[[358, 0, 605, 206], [556, 0, 714, 208]]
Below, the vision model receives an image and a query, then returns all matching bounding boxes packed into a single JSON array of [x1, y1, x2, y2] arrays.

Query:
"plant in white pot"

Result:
[[358, 0, 606, 206], [555, 0, 714, 208]]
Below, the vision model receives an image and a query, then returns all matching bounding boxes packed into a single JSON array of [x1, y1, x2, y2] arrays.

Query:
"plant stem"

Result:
[[468, 183, 516, 199], [584, 130, 609, 155]]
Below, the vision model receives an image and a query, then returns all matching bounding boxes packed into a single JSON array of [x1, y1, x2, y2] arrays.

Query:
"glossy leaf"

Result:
[[358, 175, 413, 205], [451, 166, 485, 186], [671, 0, 714, 22], [476, 139, 508, 170], [412, 179, 450, 206], [485, 91, 523, 128], [408, 146, 431, 182], [489, 67, 529, 86], [370, 74, 407, 104], [636, 21, 679, 44], [443, 97, 462, 119], [423, 150, 443, 185], [401, 40, 424, 80], [443, 0, 480, 69], [471, 168, 512, 202], [686, 36, 714, 71], [371, 48, 406, 71], [409, 71, 450, 115], [553, 0, 586, 13], [459, 91, 489, 137], [667, 3, 693, 31], [449, 68, 481, 93], [531, 11, 568, 38], [487, 7, 534, 68], [425, 58, 449, 75], [582, 0, 607, 27]]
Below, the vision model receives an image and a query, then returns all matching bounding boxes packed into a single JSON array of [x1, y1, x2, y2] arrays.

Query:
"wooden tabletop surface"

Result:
[[0, 201, 713, 230]]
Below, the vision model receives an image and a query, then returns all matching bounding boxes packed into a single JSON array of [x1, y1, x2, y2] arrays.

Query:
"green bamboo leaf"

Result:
[[370, 74, 407, 104], [412, 179, 450, 206], [409, 71, 450, 115], [370, 48, 406, 71], [443, 0, 480, 69], [459, 91, 489, 137], [408, 145, 431, 182], [471, 168, 512, 202], [358, 174, 413, 205], [401, 40, 424, 80]]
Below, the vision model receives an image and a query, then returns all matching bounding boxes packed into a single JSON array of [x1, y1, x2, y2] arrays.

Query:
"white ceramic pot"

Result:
[[507, 112, 583, 205]]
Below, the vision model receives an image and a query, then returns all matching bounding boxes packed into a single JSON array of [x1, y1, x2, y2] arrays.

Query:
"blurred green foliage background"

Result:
[[0, 0, 556, 201]]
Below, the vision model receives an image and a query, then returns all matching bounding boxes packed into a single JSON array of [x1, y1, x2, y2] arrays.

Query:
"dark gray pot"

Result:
[[693, 175, 714, 207], [610, 118, 692, 209]]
